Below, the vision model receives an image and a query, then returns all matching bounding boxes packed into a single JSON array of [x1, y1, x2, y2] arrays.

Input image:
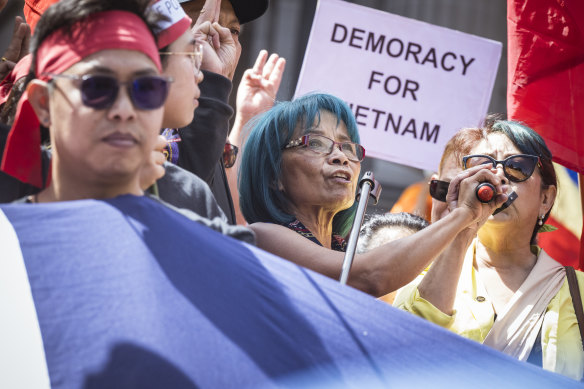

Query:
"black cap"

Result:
[[179, 0, 269, 24], [231, 0, 268, 24]]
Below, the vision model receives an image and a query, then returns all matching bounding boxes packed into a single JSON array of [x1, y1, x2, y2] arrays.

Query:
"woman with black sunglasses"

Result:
[[239, 92, 508, 297], [394, 119, 584, 380]]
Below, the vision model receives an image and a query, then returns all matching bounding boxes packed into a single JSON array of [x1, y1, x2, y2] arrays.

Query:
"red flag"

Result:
[[507, 1, 584, 268], [507, 0, 584, 174], [23, 0, 58, 34]]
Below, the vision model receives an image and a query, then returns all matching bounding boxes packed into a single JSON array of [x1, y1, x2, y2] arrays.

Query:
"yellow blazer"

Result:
[[394, 246, 584, 380]]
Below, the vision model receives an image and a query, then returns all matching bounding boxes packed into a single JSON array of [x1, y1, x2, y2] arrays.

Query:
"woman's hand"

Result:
[[235, 50, 286, 124], [446, 164, 508, 226]]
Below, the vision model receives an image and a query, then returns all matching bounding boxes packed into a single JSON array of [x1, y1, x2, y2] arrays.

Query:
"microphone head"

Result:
[[476, 182, 495, 203]]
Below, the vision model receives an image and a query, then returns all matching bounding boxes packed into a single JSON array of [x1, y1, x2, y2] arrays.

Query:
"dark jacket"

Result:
[[174, 71, 236, 224]]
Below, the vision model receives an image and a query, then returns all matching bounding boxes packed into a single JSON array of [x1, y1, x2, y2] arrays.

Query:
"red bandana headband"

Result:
[[152, 0, 192, 49], [1, 10, 161, 188]]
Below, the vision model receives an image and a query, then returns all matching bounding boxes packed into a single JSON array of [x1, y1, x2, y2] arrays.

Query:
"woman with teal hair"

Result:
[[240, 92, 507, 297], [239, 93, 360, 247]]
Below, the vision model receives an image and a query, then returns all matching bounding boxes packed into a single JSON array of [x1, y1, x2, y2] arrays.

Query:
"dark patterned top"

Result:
[[283, 219, 347, 252]]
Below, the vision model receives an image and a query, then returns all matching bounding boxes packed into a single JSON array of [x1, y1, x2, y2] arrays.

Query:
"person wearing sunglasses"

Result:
[[0, 0, 234, 226], [0, 0, 247, 240], [0, 1, 172, 198], [0, 0, 172, 202], [394, 120, 584, 380], [239, 92, 507, 297]]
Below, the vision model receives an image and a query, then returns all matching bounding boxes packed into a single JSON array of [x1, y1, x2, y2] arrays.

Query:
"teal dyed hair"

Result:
[[238, 93, 361, 237]]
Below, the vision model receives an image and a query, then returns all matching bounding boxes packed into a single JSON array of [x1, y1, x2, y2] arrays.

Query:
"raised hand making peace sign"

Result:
[[182, 0, 241, 80]]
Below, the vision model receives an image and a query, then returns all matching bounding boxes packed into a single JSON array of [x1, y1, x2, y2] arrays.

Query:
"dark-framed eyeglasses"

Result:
[[462, 154, 540, 183], [283, 133, 365, 162], [223, 142, 238, 168], [45, 73, 173, 110], [429, 179, 449, 202], [159, 40, 204, 75]]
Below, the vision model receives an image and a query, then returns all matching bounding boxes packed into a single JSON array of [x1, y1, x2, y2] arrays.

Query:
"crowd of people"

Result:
[[0, 0, 582, 384]]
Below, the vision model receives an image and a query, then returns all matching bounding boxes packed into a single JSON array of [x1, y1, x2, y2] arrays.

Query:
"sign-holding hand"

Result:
[[192, 0, 240, 80]]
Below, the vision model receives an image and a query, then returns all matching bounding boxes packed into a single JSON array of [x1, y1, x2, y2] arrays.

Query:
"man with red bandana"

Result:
[[1, 0, 252, 241], [3, 2, 166, 196], [0, 0, 245, 229], [20, 0, 276, 224]]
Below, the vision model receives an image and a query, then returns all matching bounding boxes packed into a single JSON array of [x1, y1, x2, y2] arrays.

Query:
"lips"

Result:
[[330, 170, 352, 182], [102, 132, 138, 148]]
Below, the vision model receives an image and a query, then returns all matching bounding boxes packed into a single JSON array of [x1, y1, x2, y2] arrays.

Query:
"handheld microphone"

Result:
[[476, 183, 519, 215], [475, 182, 495, 203]]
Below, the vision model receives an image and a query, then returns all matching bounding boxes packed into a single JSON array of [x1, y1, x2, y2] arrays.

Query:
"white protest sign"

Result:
[[295, 0, 502, 171]]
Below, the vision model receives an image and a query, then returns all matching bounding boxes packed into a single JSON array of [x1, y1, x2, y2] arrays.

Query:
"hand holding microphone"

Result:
[[474, 180, 519, 217], [445, 164, 511, 224], [473, 178, 519, 218]]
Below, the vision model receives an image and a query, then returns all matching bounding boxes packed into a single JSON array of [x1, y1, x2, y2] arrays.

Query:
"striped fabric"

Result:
[[538, 164, 582, 269]]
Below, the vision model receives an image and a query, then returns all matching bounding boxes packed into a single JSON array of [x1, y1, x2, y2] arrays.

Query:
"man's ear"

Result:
[[26, 80, 51, 127]]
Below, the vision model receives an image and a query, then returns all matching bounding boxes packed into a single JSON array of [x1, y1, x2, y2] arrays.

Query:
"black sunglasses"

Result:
[[429, 179, 449, 202], [462, 154, 540, 183], [45, 73, 173, 110]]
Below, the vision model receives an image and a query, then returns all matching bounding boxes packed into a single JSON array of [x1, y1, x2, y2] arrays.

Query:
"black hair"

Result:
[[357, 212, 429, 253]]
